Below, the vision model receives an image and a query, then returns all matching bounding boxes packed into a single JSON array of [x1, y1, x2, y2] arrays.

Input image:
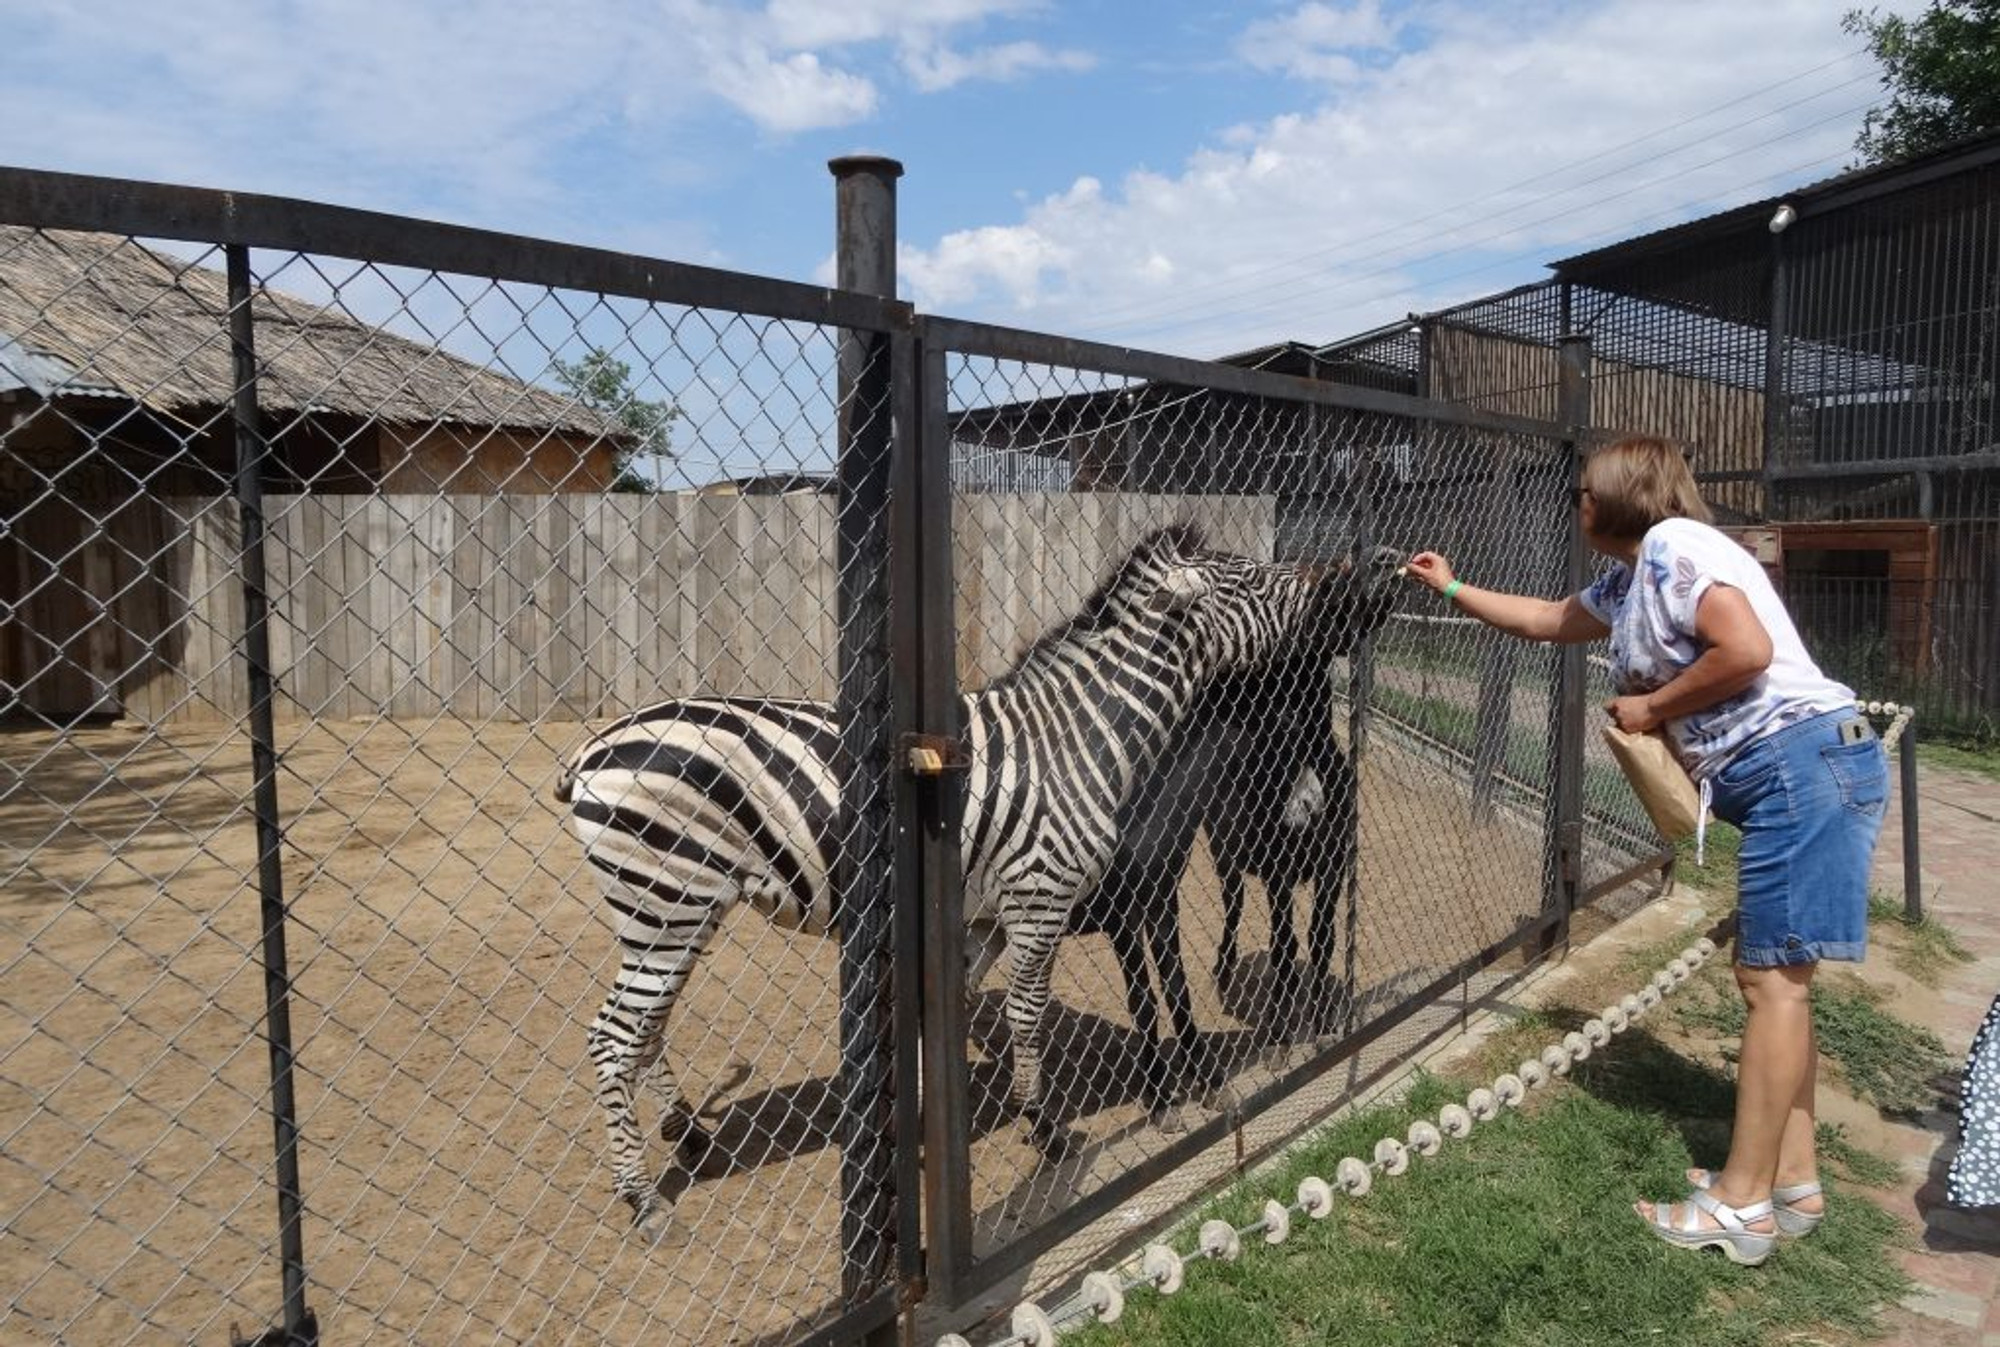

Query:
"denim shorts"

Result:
[[1706, 708, 1889, 967]]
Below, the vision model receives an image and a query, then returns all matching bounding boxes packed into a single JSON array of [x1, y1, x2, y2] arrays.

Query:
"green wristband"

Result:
[[1442, 579, 1464, 601]]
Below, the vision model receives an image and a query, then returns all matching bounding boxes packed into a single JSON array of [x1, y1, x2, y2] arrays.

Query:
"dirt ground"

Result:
[[1, 714, 1549, 1346]]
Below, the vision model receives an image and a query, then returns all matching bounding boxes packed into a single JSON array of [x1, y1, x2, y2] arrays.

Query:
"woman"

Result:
[[1946, 993, 2000, 1209], [1405, 435, 1888, 1266]]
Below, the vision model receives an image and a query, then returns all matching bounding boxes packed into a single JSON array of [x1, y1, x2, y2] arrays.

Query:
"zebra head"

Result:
[[1294, 545, 1406, 661]]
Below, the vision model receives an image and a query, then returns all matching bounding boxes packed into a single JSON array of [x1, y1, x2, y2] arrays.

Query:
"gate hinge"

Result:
[[900, 732, 969, 776]]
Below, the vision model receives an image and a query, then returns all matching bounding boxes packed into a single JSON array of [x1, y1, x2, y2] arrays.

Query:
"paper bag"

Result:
[[1601, 725, 1702, 841]]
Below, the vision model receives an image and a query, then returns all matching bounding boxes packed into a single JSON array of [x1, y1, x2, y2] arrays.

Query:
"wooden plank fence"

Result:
[[7, 493, 1271, 725]]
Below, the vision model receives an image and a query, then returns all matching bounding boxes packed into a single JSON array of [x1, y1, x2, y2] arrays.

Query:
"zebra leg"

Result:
[[1107, 918, 1181, 1129], [586, 896, 724, 1232], [1150, 895, 1225, 1105], [1213, 862, 1246, 996], [1264, 878, 1305, 1045], [1001, 931, 1074, 1159]]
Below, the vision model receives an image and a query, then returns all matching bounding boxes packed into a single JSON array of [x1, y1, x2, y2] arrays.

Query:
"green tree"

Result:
[[1845, 1, 2000, 164], [553, 348, 679, 492]]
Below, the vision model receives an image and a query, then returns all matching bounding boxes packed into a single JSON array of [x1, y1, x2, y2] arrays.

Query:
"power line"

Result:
[[1066, 47, 1878, 335], [1095, 100, 1873, 352]]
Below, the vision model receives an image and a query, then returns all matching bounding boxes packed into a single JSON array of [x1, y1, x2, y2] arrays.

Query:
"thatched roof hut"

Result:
[[0, 225, 624, 494], [0, 224, 615, 435]]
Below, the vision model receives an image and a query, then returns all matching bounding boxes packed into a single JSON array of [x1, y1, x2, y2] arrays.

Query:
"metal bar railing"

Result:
[[831, 156, 904, 1316], [225, 243, 317, 1347]]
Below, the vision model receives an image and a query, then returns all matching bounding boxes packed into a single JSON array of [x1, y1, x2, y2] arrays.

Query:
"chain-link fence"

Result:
[[909, 322, 1663, 1318], [3, 166, 1665, 1347], [2, 168, 914, 1347]]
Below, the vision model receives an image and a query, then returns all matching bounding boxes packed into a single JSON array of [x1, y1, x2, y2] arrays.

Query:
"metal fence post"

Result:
[[1900, 719, 1925, 923], [1543, 334, 1593, 955], [1763, 206, 1791, 520], [225, 245, 318, 1347], [831, 155, 903, 1314]]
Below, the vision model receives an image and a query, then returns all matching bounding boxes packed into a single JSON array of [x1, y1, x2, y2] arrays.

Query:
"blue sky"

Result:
[[5, 0, 1917, 365]]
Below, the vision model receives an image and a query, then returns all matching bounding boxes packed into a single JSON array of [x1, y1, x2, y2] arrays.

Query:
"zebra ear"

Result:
[[1146, 564, 1214, 612]]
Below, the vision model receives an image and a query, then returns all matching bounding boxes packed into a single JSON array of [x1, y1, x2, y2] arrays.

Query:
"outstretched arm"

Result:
[[1403, 551, 1609, 645]]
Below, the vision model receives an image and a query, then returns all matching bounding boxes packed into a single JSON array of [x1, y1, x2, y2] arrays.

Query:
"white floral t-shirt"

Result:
[[1577, 517, 1854, 781]]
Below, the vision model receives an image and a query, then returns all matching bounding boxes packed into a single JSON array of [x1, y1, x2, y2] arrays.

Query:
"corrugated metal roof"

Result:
[[0, 332, 120, 400], [1553, 128, 2000, 275]]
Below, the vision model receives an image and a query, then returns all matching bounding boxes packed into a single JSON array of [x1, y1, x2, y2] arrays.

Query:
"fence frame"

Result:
[[0, 162, 1683, 1345], [907, 314, 1645, 1316]]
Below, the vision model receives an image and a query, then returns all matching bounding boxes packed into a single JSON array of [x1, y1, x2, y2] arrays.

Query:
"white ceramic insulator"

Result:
[[1297, 1177, 1335, 1219], [1621, 992, 1645, 1019], [1466, 1088, 1499, 1121], [1262, 1198, 1292, 1244], [1652, 970, 1676, 994], [1082, 1271, 1124, 1324], [1563, 1031, 1591, 1063], [935, 1336, 973, 1347], [1603, 1004, 1629, 1034], [1542, 1044, 1572, 1077], [1667, 958, 1691, 983], [1010, 1302, 1057, 1347], [1336, 1156, 1374, 1196], [1694, 937, 1717, 957], [1639, 985, 1662, 1010], [1437, 1103, 1474, 1139], [1583, 1018, 1611, 1047], [1142, 1242, 1185, 1293], [1883, 701, 1900, 715], [1374, 1136, 1410, 1176], [1407, 1119, 1443, 1156], [1518, 1058, 1548, 1089], [1199, 1218, 1242, 1261], [1494, 1073, 1527, 1107]]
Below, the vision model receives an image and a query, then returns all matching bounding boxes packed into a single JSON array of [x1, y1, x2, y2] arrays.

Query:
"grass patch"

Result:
[[1816, 1122, 1903, 1190], [1067, 1072, 1910, 1347], [1868, 891, 1976, 987], [1812, 975, 1956, 1116], [1916, 739, 2000, 783], [1671, 818, 1743, 895], [1667, 973, 1955, 1116]]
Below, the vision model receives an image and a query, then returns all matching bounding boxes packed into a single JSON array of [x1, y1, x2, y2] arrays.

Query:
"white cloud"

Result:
[[3, 0, 1093, 218], [1232, 0, 1408, 76], [901, 40, 1096, 93], [1238, 1, 1404, 82], [702, 47, 882, 132], [897, 0, 1922, 356]]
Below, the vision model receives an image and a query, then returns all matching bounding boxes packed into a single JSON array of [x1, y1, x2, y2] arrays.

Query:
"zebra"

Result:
[[1070, 622, 1382, 1128], [556, 525, 1404, 1229]]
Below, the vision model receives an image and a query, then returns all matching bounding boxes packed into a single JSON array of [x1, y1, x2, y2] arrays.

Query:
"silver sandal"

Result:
[[1691, 1168, 1823, 1237], [1642, 1189, 1777, 1265]]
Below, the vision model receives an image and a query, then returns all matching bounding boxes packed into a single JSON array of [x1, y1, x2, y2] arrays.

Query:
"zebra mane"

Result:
[[992, 522, 1206, 684]]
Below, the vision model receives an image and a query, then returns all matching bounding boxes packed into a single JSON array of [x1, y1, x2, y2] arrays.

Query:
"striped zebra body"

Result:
[[560, 527, 1400, 1228]]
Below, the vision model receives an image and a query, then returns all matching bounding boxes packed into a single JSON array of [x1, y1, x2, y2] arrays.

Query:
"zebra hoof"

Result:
[[1027, 1117, 1078, 1163], [624, 1190, 674, 1242], [673, 1120, 726, 1176], [1198, 1083, 1242, 1114]]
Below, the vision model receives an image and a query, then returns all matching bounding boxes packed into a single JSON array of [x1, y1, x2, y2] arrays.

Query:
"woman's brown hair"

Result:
[[1582, 436, 1711, 539]]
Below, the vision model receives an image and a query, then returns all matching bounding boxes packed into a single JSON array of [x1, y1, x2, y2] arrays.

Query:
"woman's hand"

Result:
[[1404, 551, 1455, 594], [1604, 694, 1662, 734]]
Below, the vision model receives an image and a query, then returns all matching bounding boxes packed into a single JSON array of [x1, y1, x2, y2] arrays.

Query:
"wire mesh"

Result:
[[1, 223, 903, 1345], [931, 346, 1598, 1292]]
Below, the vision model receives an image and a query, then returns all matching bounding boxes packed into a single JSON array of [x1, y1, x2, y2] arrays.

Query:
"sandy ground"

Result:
[[1, 714, 1554, 1346]]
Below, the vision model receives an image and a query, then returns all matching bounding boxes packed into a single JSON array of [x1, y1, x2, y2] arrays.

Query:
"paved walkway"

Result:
[[1864, 756, 2000, 1346]]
